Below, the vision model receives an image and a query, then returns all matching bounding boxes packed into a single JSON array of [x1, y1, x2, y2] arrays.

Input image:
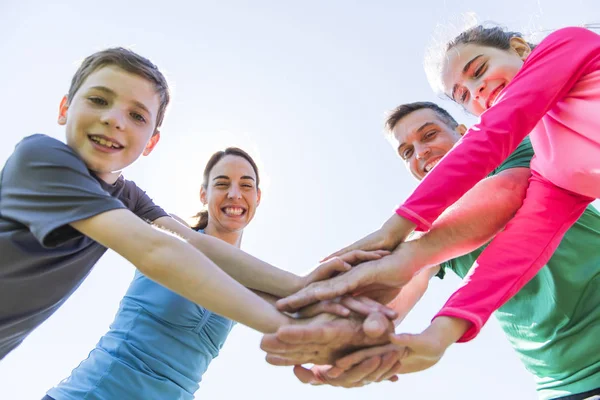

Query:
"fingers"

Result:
[[337, 250, 391, 266], [362, 312, 390, 339], [335, 343, 399, 369], [340, 296, 398, 319], [293, 365, 325, 385], [367, 351, 401, 382], [295, 300, 350, 318], [266, 353, 316, 366], [260, 333, 324, 354], [276, 321, 349, 345], [277, 277, 356, 312], [311, 258, 352, 281]]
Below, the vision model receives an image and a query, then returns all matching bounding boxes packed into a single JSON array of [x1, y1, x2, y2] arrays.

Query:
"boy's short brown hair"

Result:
[[67, 47, 170, 128]]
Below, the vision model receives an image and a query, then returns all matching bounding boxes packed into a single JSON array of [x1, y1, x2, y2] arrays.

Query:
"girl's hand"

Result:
[[335, 316, 470, 374]]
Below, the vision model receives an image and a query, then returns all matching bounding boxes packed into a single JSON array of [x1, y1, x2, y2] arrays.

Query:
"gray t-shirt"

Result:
[[0, 134, 168, 359]]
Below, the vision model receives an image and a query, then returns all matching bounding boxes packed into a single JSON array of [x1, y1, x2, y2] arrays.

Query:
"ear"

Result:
[[509, 37, 532, 61], [456, 124, 467, 136], [58, 95, 69, 126], [200, 185, 208, 206], [256, 187, 262, 207], [143, 131, 161, 156]]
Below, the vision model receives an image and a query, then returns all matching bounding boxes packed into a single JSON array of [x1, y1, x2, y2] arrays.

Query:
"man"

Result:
[[262, 102, 600, 400]]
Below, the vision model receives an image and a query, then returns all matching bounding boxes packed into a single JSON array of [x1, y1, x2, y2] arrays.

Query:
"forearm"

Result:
[[253, 290, 280, 306], [387, 266, 438, 326], [155, 217, 302, 297], [401, 168, 530, 274], [142, 232, 292, 333], [436, 172, 592, 341]]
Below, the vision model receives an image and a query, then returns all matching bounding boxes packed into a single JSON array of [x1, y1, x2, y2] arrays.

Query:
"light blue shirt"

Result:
[[47, 231, 235, 400]]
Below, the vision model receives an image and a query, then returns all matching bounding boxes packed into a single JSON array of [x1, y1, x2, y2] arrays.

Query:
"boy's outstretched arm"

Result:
[[71, 208, 292, 334]]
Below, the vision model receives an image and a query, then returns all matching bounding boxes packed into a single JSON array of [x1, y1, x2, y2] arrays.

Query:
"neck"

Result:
[[95, 170, 123, 185], [203, 223, 243, 248]]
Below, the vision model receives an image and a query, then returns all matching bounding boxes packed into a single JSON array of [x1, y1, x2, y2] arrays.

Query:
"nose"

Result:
[[100, 108, 126, 130], [227, 185, 242, 199], [415, 145, 431, 160]]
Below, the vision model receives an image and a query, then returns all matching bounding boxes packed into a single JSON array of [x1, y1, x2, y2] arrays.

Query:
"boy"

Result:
[[0, 47, 379, 360]]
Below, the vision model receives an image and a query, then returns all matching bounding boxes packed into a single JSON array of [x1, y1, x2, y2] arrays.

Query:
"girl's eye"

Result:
[[215, 183, 228, 187], [401, 148, 413, 159], [131, 112, 146, 123], [89, 96, 107, 105], [474, 62, 485, 77]]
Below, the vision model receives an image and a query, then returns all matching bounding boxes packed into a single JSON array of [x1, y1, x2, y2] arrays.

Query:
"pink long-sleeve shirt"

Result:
[[396, 27, 600, 341]]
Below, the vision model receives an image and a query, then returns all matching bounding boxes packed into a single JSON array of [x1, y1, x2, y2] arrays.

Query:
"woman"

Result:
[[44, 147, 391, 400]]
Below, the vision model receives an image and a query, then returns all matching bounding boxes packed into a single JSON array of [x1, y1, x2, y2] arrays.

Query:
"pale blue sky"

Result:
[[0, 1, 598, 399]]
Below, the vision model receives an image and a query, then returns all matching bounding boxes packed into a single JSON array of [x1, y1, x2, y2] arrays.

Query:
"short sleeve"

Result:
[[130, 184, 168, 222], [0, 135, 126, 247]]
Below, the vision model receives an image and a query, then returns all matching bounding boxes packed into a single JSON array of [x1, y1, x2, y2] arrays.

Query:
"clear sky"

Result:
[[0, 0, 598, 399]]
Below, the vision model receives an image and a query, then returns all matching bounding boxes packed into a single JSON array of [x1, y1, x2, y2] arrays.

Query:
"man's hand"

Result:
[[300, 250, 390, 289], [276, 252, 415, 313], [322, 214, 416, 261], [260, 312, 394, 366]]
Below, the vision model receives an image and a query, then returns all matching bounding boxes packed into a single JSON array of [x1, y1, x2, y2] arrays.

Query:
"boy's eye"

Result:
[[242, 184, 254, 188], [215, 182, 228, 187], [131, 112, 146, 123], [88, 96, 107, 105]]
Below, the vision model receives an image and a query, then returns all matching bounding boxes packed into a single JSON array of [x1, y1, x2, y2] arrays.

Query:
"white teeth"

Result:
[[90, 136, 121, 149], [425, 159, 440, 173], [224, 207, 244, 216]]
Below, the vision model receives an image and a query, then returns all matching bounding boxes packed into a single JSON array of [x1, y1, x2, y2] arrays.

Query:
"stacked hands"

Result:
[[260, 226, 470, 388]]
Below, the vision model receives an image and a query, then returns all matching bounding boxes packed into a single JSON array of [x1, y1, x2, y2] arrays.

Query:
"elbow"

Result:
[[134, 229, 182, 280]]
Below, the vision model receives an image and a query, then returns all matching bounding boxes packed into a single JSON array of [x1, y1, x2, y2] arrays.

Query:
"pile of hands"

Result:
[[260, 230, 468, 388]]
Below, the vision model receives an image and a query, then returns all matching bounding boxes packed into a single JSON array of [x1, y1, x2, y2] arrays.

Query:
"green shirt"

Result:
[[439, 137, 600, 399]]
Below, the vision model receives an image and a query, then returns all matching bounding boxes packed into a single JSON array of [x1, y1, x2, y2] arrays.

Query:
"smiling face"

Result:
[[58, 65, 161, 183], [388, 108, 466, 180], [441, 37, 531, 116], [201, 155, 261, 234]]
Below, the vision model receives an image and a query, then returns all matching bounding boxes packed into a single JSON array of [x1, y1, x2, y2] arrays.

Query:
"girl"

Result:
[[44, 148, 393, 400]]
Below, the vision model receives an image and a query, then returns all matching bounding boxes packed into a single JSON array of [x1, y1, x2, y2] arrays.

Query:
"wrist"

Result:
[[429, 316, 470, 348], [381, 214, 416, 249]]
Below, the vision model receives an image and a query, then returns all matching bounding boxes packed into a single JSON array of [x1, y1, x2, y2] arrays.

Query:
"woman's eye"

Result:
[[402, 148, 413, 159]]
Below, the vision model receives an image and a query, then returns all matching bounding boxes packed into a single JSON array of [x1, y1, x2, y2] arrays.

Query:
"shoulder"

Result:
[[9, 134, 85, 170], [534, 27, 600, 55]]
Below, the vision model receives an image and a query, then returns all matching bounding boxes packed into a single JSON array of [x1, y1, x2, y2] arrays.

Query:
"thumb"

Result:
[[293, 365, 324, 385], [389, 333, 422, 349], [363, 312, 389, 339]]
